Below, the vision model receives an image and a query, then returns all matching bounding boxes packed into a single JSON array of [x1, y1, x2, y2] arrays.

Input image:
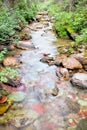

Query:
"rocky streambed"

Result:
[[0, 12, 87, 130]]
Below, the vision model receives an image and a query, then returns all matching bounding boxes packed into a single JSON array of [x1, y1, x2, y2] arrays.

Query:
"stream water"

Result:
[[0, 13, 87, 130]]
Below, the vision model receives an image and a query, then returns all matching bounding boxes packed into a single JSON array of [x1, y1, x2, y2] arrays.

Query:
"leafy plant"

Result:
[[0, 48, 7, 61], [47, 0, 87, 44], [0, 67, 19, 83]]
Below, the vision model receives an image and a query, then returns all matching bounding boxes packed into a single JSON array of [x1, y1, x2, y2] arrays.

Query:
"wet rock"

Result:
[[76, 118, 87, 130], [6, 44, 15, 51], [56, 67, 69, 80], [0, 95, 7, 104], [71, 73, 87, 89], [3, 56, 18, 67], [49, 55, 66, 66], [36, 15, 42, 21], [45, 87, 59, 96], [4, 77, 23, 88], [66, 98, 80, 113], [78, 99, 87, 106], [62, 57, 82, 69], [0, 81, 26, 92], [8, 109, 39, 128], [16, 41, 35, 50], [8, 91, 26, 102], [36, 25, 43, 29], [40, 57, 54, 64], [19, 27, 32, 40], [0, 102, 12, 115], [71, 53, 87, 70]]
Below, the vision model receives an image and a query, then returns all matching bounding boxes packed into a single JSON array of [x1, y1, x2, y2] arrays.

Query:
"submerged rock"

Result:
[[76, 118, 87, 130], [0, 101, 12, 115], [62, 57, 82, 69], [8, 109, 39, 128], [45, 87, 59, 96], [78, 99, 87, 106], [71, 73, 87, 89], [3, 57, 18, 67], [66, 98, 80, 113], [7, 91, 26, 102]]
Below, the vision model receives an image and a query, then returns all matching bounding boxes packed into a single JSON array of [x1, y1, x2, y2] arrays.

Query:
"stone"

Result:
[[71, 53, 87, 65], [9, 109, 39, 128], [40, 57, 54, 64], [76, 118, 87, 130], [3, 57, 18, 67], [0, 95, 7, 104], [62, 57, 82, 69], [71, 73, 87, 89], [19, 27, 32, 40], [0, 81, 26, 92], [56, 67, 69, 80], [45, 87, 59, 96], [4, 77, 23, 88], [7, 91, 26, 102], [0, 102, 12, 115], [49, 55, 67, 66], [78, 99, 87, 106], [66, 98, 80, 113]]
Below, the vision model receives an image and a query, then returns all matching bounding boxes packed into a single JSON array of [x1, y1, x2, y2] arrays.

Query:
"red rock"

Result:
[[0, 82, 26, 92], [68, 119, 76, 126], [32, 103, 44, 113], [43, 53, 50, 57], [78, 111, 87, 118], [0, 96, 7, 103], [41, 122, 57, 130]]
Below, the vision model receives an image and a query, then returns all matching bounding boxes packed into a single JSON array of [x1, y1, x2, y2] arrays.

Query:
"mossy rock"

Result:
[[76, 118, 87, 130], [7, 91, 26, 102]]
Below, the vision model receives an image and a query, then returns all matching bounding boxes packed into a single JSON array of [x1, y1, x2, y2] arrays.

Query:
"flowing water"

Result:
[[0, 13, 87, 130]]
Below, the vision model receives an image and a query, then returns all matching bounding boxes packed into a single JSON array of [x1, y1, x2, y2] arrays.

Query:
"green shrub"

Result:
[[47, 0, 87, 44], [0, 48, 7, 62], [0, 7, 19, 43], [0, 67, 19, 83]]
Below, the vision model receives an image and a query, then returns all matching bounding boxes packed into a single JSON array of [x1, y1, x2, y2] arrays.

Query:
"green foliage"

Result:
[[0, 67, 19, 83], [0, 48, 7, 61], [47, 0, 87, 44], [0, 1, 38, 44], [0, 7, 19, 43]]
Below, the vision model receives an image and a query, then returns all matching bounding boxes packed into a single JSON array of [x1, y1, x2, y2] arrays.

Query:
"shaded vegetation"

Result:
[[0, 0, 38, 44], [46, 0, 87, 44], [0, 0, 38, 82]]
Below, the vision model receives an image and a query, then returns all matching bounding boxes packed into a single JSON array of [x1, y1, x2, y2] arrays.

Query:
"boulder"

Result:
[[62, 57, 82, 69], [3, 57, 18, 67], [71, 53, 87, 70], [56, 67, 69, 80], [71, 73, 87, 89], [71, 53, 87, 65]]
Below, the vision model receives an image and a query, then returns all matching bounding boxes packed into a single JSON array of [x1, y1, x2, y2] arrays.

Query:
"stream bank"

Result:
[[0, 12, 87, 130]]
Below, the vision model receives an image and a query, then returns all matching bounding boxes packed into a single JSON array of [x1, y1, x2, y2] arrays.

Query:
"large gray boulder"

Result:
[[71, 73, 87, 89]]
